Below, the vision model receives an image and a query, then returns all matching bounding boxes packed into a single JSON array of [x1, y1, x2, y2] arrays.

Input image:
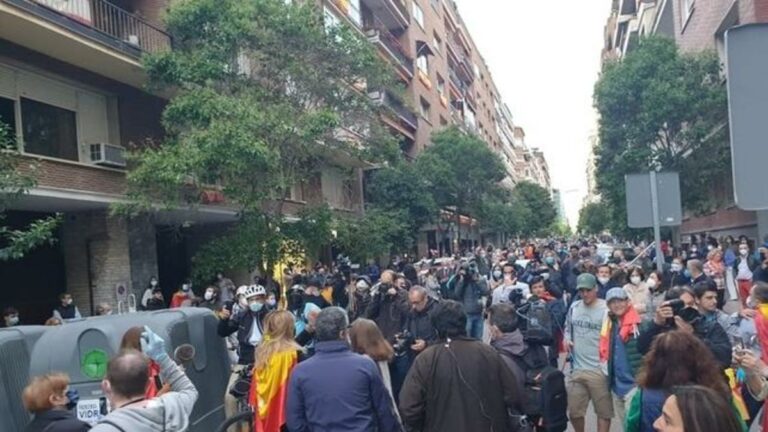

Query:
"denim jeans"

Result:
[[466, 313, 484, 339]]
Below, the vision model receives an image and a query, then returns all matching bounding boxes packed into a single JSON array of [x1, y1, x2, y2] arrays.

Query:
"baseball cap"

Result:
[[576, 273, 597, 290], [606, 287, 629, 303]]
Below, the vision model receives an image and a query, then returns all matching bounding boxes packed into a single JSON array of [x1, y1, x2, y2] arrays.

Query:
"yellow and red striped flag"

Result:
[[250, 350, 298, 432]]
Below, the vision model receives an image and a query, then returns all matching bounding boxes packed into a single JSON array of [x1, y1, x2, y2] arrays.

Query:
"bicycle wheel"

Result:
[[215, 411, 254, 432]]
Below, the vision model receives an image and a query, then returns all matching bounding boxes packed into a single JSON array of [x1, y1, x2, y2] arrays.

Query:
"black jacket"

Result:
[[366, 289, 409, 342], [636, 318, 732, 368], [217, 308, 268, 365], [25, 409, 90, 432], [404, 298, 439, 346]]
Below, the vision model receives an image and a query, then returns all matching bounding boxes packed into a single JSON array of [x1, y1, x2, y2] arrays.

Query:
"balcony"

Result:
[[361, 0, 409, 30], [447, 67, 466, 96], [464, 90, 477, 110], [365, 18, 413, 79], [0, 0, 171, 88], [369, 89, 418, 131]]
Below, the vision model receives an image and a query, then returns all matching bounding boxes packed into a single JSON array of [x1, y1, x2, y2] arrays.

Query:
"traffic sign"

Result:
[[625, 172, 682, 228]]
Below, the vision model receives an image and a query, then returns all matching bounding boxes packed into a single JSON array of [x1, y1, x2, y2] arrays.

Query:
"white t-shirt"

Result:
[[492, 282, 530, 305]]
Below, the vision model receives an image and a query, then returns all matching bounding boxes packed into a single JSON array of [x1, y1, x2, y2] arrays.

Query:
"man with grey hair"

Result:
[[287, 307, 402, 432]]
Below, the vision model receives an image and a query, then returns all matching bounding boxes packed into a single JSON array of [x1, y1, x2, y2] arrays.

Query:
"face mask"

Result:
[[597, 276, 610, 285], [356, 281, 369, 291], [671, 263, 682, 272], [646, 278, 657, 289], [545, 257, 555, 266], [740, 248, 749, 256], [690, 247, 698, 253], [150, 280, 158, 287], [6, 316, 19, 326], [249, 302, 264, 313], [630, 276, 641, 285], [64, 299, 73, 306], [65, 389, 79, 411], [492, 270, 503, 279], [267, 299, 277, 307], [204, 291, 214, 301], [182, 284, 191, 292]]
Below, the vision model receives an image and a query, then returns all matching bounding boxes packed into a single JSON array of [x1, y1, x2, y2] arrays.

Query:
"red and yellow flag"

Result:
[[250, 350, 298, 432]]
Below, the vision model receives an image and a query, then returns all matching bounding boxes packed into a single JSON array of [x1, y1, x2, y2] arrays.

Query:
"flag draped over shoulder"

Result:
[[250, 350, 298, 432]]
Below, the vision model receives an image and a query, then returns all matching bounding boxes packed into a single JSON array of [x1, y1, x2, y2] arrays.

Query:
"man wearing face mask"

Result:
[[348, 276, 373, 322], [2, 307, 20, 327], [90, 326, 198, 432], [53, 293, 81, 322], [491, 265, 529, 306], [217, 284, 269, 421], [198, 286, 221, 311], [22, 372, 90, 432], [665, 258, 690, 288], [595, 264, 618, 300], [169, 280, 195, 309]]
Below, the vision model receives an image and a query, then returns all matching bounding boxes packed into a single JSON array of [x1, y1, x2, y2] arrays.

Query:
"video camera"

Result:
[[393, 330, 415, 356], [666, 299, 700, 325]]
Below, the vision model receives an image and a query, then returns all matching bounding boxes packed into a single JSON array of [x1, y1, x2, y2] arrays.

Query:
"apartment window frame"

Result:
[[413, 2, 425, 29], [20, 97, 79, 162], [416, 54, 429, 74], [419, 97, 431, 121], [433, 32, 442, 55], [436, 74, 445, 96], [680, 0, 695, 29], [0, 96, 17, 142]]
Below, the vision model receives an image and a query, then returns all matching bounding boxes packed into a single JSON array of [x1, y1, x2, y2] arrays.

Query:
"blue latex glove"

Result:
[[737, 367, 747, 384], [140, 325, 168, 361]]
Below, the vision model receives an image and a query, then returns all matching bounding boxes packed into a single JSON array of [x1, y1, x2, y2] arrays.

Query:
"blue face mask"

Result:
[[545, 257, 555, 266], [65, 389, 79, 410], [249, 302, 264, 313]]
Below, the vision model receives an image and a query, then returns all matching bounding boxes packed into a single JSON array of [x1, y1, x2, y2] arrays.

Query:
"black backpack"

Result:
[[517, 299, 555, 346], [508, 347, 568, 432]]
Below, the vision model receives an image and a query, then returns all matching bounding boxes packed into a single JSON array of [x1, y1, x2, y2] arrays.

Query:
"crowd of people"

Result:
[[14, 234, 768, 432]]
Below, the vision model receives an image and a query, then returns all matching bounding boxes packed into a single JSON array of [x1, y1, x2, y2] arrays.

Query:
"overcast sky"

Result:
[[454, 0, 611, 227]]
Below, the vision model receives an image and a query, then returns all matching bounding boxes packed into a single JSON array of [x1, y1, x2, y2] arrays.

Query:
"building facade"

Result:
[[600, 0, 768, 240]]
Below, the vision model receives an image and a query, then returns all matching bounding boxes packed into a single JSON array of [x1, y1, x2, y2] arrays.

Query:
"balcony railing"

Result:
[[370, 89, 418, 129], [365, 18, 413, 77], [361, 0, 409, 30], [26, 0, 171, 54], [448, 67, 466, 94]]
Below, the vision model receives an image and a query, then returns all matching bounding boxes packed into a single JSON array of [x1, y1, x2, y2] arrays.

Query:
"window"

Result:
[[419, 97, 431, 119], [413, 2, 424, 28], [439, 116, 448, 126], [436, 75, 445, 96], [433, 32, 442, 54], [21, 98, 78, 161], [417, 55, 428, 74], [0, 97, 16, 139]]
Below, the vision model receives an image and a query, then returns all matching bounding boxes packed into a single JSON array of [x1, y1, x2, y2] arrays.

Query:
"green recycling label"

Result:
[[81, 349, 108, 379]]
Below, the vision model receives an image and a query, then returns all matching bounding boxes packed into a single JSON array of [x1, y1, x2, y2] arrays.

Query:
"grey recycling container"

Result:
[[0, 307, 230, 432]]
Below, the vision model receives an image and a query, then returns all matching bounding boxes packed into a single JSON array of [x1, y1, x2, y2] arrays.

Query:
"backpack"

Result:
[[517, 300, 555, 346], [509, 348, 568, 432]]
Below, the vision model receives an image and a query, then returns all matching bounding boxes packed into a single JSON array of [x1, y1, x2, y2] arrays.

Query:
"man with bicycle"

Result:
[[217, 285, 269, 426]]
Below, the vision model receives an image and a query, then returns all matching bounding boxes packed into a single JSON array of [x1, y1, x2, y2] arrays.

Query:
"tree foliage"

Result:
[[334, 208, 410, 263], [123, 0, 398, 275], [577, 202, 610, 235], [0, 123, 60, 261], [593, 36, 728, 234], [510, 181, 557, 236]]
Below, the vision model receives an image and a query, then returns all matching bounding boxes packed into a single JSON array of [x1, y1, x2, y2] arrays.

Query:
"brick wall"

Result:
[[61, 211, 131, 316], [674, 0, 768, 53], [17, 158, 127, 196], [128, 215, 159, 298]]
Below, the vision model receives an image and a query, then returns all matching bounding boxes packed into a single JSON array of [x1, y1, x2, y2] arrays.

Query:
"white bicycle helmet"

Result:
[[235, 285, 249, 298], [243, 284, 267, 299]]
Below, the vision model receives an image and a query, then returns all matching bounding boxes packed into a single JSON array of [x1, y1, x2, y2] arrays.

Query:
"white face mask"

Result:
[[182, 284, 191, 292], [671, 263, 683, 272], [740, 248, 749, 256], [646, 278, 657, 289], [597, 276, 610, 285], [492, 270, 503, 279], [204, 291, 214, 301], [630, 276, 641, 285], [356, 281, 369, 290], [150, 280, 158, 287]]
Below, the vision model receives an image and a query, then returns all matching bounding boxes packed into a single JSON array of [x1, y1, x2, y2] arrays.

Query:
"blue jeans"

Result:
[[466, 313, 484, 339]]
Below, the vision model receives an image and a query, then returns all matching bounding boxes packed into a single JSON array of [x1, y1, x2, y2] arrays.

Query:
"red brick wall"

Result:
[[675, 0, 768, 53], [17, 157, 127, 195]]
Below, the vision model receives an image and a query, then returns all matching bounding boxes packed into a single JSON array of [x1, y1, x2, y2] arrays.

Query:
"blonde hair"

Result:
[[254, 311, 301, 371], [22, 373, 69, 413]]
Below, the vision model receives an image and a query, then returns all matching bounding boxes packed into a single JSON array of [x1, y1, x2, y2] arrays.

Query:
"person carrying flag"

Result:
[[250, 310, 302, 432]]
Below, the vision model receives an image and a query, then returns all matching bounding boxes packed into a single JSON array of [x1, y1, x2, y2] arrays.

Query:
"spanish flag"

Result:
[[249, 350, 298, 432]]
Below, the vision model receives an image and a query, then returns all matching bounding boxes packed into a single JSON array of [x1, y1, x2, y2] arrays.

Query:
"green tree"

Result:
[[577, 201, 610, 235], [511, 181, 557, 236], [365, 161, 437, 252], [334, 208, 409, 263], [593, 36, 728, 234], [121, 0, 397, 276], [415, 127, 506, 243], [0, 123, 60, 260]]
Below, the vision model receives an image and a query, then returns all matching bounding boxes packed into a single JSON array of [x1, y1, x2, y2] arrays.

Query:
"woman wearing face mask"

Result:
[[141, 277, 160, 310], [22, 373, 90, 432], [489, 264, 505, 291], [703, 249, 727, 309], [734, 242, 759, 308], [666, 258, 690, 288], [2, 306, 20, 327], [199, 286, 221, 311], [645, 271, 667, 318], [170, 280, 195, 308], [623, 266, 651, 318]]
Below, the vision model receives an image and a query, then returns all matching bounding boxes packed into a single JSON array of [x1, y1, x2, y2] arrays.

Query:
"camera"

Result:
[[509, 287, 526, 307], [666, 299, 700, 324], [393, 330, 415, 356]]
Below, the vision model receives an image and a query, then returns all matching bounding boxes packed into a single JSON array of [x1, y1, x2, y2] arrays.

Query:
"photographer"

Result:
[[366, 270, 409, 342], [491, 264, 530, 306], [636, 286, 732, 368], [447, 260, 489, 339], [403, 286, 440, 355]]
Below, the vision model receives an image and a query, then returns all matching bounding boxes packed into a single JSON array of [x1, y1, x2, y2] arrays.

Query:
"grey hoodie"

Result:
[[90, 355, 198, 432], [490, 330, 526, 390]]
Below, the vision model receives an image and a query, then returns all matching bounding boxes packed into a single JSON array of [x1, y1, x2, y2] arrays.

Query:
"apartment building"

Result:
[[0, 0, 367, 320], [602, 0, 768, 240]]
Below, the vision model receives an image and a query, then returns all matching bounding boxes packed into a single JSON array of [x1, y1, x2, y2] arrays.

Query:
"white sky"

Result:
[[454, 0, 611, 227]]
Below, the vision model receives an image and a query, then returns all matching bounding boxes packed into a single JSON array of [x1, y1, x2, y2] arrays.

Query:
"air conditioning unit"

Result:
[[90, 143, 126, 168]]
